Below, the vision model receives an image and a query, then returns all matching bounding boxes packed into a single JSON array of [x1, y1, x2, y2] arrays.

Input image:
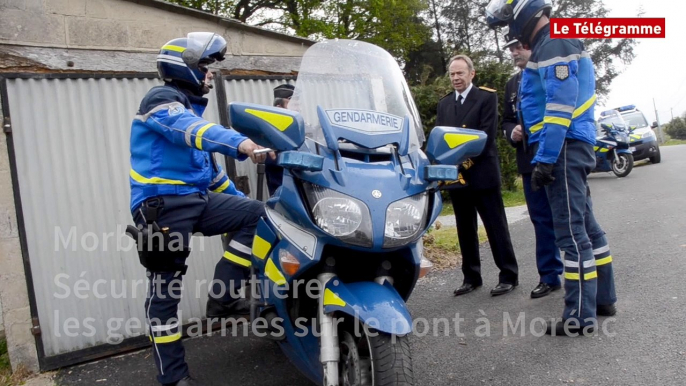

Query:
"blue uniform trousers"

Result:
[[522, 173, 563, 287], [544, 140, 617, 326], [133, 192, 265, 385]]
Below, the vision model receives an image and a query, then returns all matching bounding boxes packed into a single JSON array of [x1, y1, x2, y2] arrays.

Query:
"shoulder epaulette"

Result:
[[440, 91, 454, 100], [479, 86, 496, 93]]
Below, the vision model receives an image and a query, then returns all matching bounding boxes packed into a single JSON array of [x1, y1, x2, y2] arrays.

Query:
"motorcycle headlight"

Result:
[[642, 131, 654, 139], [303, 182, 373, 247], [383, 193, 429, 248]]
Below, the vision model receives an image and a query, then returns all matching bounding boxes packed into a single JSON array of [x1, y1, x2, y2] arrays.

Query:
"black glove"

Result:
[[531, 163, 555, 191]]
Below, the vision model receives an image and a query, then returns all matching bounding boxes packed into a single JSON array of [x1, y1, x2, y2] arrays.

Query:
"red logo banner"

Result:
[[550, 18, 665, 38]]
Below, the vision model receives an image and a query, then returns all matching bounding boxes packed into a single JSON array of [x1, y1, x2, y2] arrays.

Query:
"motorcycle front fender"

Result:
[[323, 279, 412, 335]]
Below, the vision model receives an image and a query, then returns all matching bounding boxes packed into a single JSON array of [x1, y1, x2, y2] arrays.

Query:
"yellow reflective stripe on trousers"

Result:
[[572, 94, 597, 119], [150, 332, 181, 344], [195, 123, 214, 150], [596, 256, 613, 266], [212, 179, 230, 193], [130, 169, 187, 185], [544, 116, 571, 127], [565, 271, 598, 280], [223, 251, 252, 268], [529, 122, 544, 133], [252, 236, 271, 260]]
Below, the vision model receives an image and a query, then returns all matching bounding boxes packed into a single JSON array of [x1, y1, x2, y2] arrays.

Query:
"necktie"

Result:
[[458, 94, 463, 104]]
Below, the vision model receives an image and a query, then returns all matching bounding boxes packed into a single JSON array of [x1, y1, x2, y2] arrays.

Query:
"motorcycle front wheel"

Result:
[[612, 153, 634, 177], [337, 322, 414, 386]]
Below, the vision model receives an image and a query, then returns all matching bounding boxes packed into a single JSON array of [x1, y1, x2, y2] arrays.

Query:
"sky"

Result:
[[597, 0, 684, 124]]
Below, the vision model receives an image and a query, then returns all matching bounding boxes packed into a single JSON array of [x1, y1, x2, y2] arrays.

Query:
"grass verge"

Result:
[[439, 177, 526, 217], [422, 225, 487, 271], [0, 338, 32, 386], [663, 139, 686, 146]]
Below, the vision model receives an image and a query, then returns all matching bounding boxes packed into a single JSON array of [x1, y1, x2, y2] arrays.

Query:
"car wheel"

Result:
[[650, 146, 661, 163]]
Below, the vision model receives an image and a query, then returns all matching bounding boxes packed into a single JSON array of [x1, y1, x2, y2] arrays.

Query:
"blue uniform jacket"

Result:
[[129, 83, 247, 212], [520, 24, 598, 164]]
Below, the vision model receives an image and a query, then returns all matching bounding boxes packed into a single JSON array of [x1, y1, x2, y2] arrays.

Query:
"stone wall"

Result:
[[0, 0, 311, 57]]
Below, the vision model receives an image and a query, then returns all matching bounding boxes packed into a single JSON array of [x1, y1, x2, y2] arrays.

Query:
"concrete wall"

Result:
[[0, 0, 310, 57], [0, 88, 40, 372]]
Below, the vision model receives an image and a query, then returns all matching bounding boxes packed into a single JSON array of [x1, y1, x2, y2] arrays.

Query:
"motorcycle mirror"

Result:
[[228, 102, 306, 151], [651, 121, 658, 129], [425, 127, 487, 165]]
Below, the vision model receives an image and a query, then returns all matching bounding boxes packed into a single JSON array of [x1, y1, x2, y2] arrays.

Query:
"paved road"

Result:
[[57, 146, 686, 386]]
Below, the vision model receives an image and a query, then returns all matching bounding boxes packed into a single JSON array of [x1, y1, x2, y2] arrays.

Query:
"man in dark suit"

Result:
[[501, 33, 563, 299], [436, 54, 519, 297]]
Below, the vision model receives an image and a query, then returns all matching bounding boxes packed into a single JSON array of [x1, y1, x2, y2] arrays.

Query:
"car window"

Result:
[[621, 111, 649, 128]]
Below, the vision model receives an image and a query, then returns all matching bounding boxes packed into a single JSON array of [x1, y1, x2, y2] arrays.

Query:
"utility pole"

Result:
[[653, 98, 665, 143], [671, 108, 674, 121]]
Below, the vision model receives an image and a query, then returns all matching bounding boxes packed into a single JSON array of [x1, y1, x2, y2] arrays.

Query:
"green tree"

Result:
[[164, 0, 430, 62], [665, 116, 686, 140]]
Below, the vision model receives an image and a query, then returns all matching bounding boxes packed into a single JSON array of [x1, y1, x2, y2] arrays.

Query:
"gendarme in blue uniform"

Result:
[[520, 23, 617, 328], [130, 84, 246, 212], [520, 24, 597, 164]]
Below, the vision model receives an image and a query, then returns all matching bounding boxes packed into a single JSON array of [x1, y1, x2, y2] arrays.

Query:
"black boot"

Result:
[[597, 304, 617, 316], [206, 297, 249, 319], [545, 319, 595, 337], [166, 376, 202, 386]]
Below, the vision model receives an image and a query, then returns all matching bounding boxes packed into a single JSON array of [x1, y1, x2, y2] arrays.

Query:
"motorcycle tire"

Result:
[[612, 153, 634, 178], [338, 323, 414, 386]]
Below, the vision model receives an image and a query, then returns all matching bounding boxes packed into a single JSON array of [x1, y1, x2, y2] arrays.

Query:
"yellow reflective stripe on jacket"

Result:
[[572, 94, 597, 119], [162, 45, 186, 53], [529, 121, 544, 133], [223, 251, 252, 268], [212, 179, 230, 193], [150, 332, 181, 344], [596, 256, 613, 266], [195, 123, 214, 150], [130, 169, 187, 185], [544, 116, 571, 127]]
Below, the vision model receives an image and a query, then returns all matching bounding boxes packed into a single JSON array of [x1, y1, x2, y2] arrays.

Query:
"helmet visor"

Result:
[[187, 32, 227, 63], [486, 0, 515, 23]]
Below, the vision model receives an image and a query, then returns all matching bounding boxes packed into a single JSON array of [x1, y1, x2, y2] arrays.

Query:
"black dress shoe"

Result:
[[206, 297, 250, 319], [597, 304, 617, 316], [490, 282, 518, 296], [545, 319, 595, 337], [530, 282, 561, 299], [454, 283, 481, 296]]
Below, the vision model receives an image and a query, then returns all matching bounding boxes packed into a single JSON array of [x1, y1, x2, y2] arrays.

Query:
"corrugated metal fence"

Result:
[[3, 74, 293, 367]]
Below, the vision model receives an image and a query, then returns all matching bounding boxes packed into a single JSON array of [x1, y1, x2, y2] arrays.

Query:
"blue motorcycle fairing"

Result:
[[317, 106, 413, 156], [323, 279, 413, 335]]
